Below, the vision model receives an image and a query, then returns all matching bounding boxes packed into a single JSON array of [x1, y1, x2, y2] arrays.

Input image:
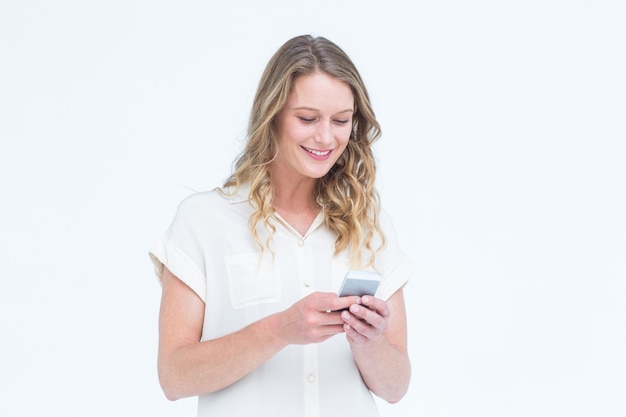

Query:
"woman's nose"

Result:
[[314, 121, 333, 145]]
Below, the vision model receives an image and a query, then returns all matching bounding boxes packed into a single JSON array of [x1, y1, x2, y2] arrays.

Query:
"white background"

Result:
[[1, 1, 625, 416]]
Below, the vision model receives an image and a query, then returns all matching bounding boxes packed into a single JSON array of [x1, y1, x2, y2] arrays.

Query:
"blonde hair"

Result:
[[224, 34, 385, 267]]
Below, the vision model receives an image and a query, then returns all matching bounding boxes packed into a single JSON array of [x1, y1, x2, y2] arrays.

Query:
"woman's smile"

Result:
[[270, 71, 354, 181], [301, 146, 332, 159]]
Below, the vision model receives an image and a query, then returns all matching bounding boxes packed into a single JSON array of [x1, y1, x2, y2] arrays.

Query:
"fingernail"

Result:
[[362, 296, 369, 304]]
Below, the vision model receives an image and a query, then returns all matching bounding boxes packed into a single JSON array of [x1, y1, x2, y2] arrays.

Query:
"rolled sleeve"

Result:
[[377, 255, 412, 301], [149, 237, 207, 302]]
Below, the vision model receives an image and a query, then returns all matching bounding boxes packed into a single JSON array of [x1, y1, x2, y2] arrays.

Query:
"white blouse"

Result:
[[150, 186, 412, 417]]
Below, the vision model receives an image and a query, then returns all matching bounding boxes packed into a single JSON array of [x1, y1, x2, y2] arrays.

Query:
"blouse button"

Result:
[[307, 373, 317, 383], [297, 239, 305, 247]]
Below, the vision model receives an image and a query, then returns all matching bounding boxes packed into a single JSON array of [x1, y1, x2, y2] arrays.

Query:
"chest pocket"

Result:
[[224, 253, 282, 309]]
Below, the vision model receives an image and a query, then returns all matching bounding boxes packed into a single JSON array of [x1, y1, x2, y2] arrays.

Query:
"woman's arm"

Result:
[[158, 266, 358, 400], [341, 288, 411, 403]]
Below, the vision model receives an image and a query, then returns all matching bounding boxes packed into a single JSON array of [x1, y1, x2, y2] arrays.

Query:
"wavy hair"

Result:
[[224, 34, 385, 267]]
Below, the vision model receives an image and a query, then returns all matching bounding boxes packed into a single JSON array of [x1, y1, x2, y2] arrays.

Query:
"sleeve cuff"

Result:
[[377, 255, 413, 301], [149, 237, 206, 303]]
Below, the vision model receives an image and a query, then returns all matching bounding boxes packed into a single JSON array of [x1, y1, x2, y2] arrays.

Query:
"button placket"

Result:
[[303, 344, 319, 417], [296, 237, 315, 294]]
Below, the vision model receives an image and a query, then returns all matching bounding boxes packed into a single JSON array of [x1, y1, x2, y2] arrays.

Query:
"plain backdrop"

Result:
[[1, 1, 625, 416]]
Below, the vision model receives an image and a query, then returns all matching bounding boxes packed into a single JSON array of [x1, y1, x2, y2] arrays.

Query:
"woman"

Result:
[[150, 34, 412, 417]]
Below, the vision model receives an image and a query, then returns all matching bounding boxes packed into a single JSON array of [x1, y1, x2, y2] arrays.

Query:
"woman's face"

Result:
[[272, 72, 354, 182]]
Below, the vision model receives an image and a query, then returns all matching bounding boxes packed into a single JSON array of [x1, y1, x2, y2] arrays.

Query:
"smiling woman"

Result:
[[272, 72, 353, 179], [149, 34, 413, 417], [225, 35, 385, 266], [269, 72, 354, 234]]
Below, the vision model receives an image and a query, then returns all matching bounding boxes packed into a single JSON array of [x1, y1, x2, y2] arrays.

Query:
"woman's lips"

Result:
[[302, 146, 332, 159]]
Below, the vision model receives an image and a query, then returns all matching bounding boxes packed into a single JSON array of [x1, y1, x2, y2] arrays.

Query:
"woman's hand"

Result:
[[340, 290, 410, 403], [278, 292, 359, 345], [340, 296, 390, 346]]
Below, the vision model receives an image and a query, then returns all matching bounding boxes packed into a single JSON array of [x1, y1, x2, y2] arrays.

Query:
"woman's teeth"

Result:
[[303, 147, 330, 156]]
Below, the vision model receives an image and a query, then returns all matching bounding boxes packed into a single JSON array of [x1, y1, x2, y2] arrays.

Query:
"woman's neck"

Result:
[[273, 182, 319, 214], [269, 172, 320, 236]]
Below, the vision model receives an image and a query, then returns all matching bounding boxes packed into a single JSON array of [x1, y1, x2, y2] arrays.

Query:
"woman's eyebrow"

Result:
[[292, 106, 354, 114]]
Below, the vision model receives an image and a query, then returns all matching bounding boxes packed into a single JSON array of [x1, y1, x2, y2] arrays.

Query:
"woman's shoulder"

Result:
[[177, 188, 217, 209], [175, 185, 250, 217]]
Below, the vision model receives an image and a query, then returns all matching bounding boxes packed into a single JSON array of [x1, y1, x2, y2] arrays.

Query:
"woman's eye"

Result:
[[298, 116, 315, 123], [334, 119, 350, 125]]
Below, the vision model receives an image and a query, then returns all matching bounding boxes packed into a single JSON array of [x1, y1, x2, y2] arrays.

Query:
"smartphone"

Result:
[[338, 270, 381, 297]]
